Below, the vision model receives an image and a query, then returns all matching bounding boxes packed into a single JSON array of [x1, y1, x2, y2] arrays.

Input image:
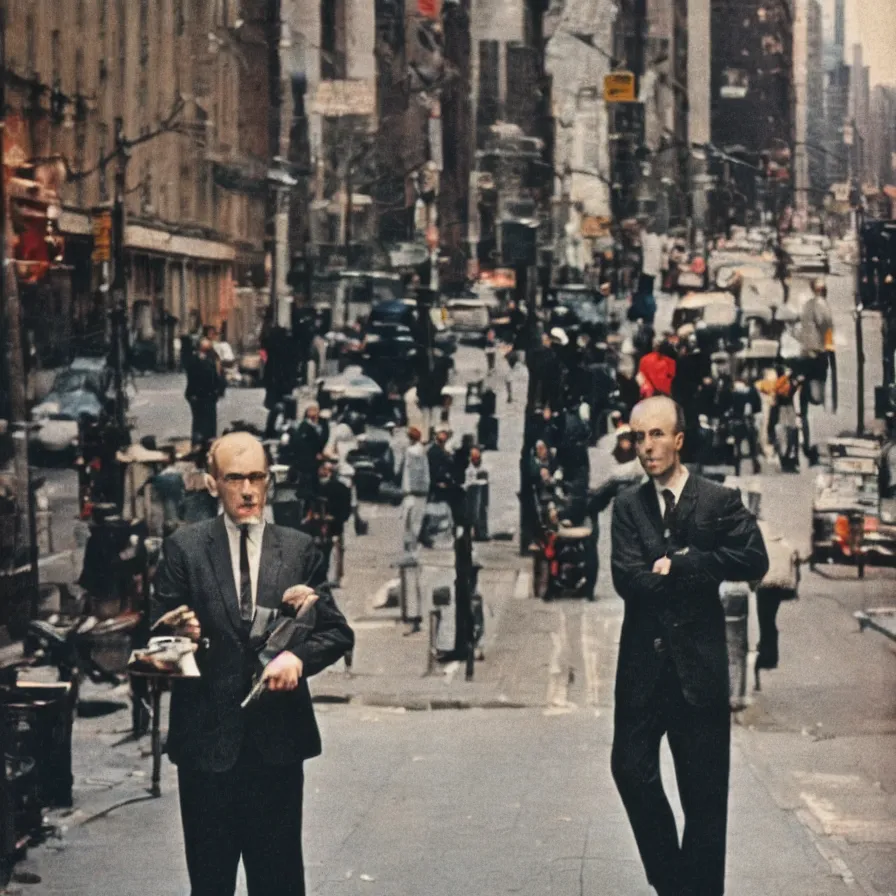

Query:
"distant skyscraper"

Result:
[[833, 0, 845, 52]]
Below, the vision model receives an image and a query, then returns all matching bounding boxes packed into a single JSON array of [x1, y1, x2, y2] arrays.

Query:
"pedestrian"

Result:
[[399, 424, 430, 552], [754, 519, 800, 692], [284, 402, 329, 492], [153, 431, 354, 896], [261, 325, 297, 438], [798, 277, 833, 466], [637, 336, 677, 399], [398, 425, 430, 631], [310, 459, 353, 584], [729, 374, 763, 475], [464, 445, 490, 541], [610, 395, 768, 896], [628, 219, 661, 325], [773, 366, 801, 472], [184, 337, 225, 444]]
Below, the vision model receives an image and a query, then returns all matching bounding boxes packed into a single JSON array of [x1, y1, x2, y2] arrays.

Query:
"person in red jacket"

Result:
[[636, 337, 677, 398]]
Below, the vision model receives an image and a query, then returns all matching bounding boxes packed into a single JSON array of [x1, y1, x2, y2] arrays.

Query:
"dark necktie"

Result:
[[239, 525, 253, 621], [661, 488, 676, 535]]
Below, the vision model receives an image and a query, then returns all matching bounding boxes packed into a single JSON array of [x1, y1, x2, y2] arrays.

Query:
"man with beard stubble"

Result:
[[609, 396, 768, 896]]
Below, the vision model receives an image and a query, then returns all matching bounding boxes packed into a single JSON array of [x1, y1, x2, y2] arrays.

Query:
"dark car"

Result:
[[550, 286, 609, 341], [29, 357, 117, 458]]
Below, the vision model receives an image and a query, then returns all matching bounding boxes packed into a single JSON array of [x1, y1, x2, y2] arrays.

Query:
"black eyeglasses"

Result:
[[219, 472, 270, 486]]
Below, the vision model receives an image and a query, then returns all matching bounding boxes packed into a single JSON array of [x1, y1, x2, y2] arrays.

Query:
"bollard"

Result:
[[720, 584, 750, 709], [427, 609, 442, 675]]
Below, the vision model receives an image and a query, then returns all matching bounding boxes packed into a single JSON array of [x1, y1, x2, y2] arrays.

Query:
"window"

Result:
[[98, 122, 109, 202], [321, 0, 347, 80]]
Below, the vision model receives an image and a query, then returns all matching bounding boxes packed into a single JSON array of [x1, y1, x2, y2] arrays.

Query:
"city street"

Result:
[[3, 2, 895, 894], [13, 261, 894, 896]]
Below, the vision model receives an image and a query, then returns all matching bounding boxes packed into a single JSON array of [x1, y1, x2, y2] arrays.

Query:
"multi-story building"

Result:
[[849, 43, 871, 188], [688, 0, 711, 234], [868, 85, 896, 190], [545, 0, 617, 265], [793, 0, 824, 223], [471, 0, 551, 272], [822, 0, 849, 190], [709, 0, 794, 231], [4, 0, 272, 364], [642, 0, 689, 231], [805, 0, 825, 206], [289, 0, 378, 271]]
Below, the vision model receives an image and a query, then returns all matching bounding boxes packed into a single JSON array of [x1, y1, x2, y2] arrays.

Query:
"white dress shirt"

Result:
[[223, 514, 265, 616], [641, 232, 663, 279], [653, 466, 689, 517]]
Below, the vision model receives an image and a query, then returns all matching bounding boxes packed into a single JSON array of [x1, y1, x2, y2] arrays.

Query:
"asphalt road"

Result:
[[25, 262, 896, 895]]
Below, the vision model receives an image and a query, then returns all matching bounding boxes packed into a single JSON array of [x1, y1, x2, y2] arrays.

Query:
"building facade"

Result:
[[4, 0, 272, 364], [793, 0, 824, 224], [709, 0, 794, 231]]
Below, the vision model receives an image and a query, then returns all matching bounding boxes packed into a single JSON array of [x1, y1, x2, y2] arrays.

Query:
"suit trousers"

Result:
[[611, 659, 731, 896], [177, 738, 305, 896], [188, 398, 218, 444]]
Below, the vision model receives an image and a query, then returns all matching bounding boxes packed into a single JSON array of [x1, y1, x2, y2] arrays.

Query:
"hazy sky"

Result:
[[822, 0, 896, 85]]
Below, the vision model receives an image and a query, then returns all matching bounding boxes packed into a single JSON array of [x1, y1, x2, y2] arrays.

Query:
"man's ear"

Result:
[[205, 473, 219, 497], [674, 431, 685, 453]]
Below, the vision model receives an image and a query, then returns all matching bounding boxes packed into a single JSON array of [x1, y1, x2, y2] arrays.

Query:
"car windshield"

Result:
[[557, 292, 603, 322], [51, 370, 95, 395], [370, 278, 403, 303]]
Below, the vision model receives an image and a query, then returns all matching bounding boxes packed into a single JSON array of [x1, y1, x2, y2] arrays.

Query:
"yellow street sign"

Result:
[[604, 71, 637, 103], [92, 211, 112, 263]]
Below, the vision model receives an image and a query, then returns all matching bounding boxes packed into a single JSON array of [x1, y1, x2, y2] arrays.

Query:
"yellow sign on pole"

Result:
[[91, 210, 112, 263], [603, 72, 637, 103]]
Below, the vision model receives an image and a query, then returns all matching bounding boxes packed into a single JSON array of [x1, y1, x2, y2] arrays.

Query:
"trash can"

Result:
[[2, 681, 75, 811], [720, 583, 749, 708]]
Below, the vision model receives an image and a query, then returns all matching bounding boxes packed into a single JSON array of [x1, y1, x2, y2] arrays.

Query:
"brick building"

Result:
[[4, 0, 271, 365]]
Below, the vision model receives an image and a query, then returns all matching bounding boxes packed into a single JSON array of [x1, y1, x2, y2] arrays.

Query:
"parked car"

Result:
[[784, 238, 830, 274], [444, 297, 491, 346], [29, 357, 116, 459], [549, 285, 610, 341]]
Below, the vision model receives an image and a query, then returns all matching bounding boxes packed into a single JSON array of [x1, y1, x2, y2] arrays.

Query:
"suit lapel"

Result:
[[206, 516, 242, 633], [256, 525, 283, 609], [675, 473, 699, 525], [639, 481, 664, 537]]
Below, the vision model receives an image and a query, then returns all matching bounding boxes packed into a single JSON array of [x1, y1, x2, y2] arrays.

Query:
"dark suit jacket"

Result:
[[153, 517, 354, 772], [611, 474, 768, 710]]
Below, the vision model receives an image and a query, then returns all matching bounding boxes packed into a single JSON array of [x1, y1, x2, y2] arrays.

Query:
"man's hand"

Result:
[[154, 605, 201, 642], [261, 651, 304, 691], [281, 585, 319, 616], [652, 557, 672, 576]]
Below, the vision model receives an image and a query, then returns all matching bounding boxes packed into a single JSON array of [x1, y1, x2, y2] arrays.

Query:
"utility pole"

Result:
[[111, 117, 129, 433], [268, 0, 293, 329], [855, 203, 866, 435]]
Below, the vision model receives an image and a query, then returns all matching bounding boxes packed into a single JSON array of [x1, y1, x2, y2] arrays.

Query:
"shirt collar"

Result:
[[653, 466, 689, 505], [223, 513, 265, 540]]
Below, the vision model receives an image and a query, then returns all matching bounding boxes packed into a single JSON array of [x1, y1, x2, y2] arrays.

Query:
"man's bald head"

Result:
[[207, 432, 269, 480], [630, 396, 686, 435]]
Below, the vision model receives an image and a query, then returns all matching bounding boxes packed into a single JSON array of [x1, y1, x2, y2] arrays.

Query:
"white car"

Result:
[[783, 239, 830, 274]]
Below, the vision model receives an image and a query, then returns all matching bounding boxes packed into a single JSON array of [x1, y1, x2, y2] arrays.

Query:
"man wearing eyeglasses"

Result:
[[153, 431, 354, 896]]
